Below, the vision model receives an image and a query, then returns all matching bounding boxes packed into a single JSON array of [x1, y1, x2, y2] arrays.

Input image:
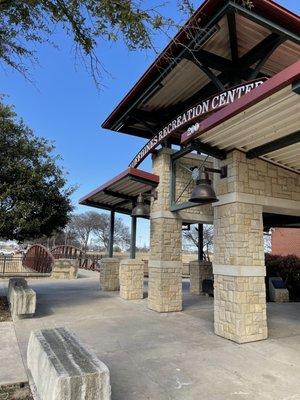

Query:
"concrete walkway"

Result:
[[1, 271, 300, 400], [0, 321, 27, 385]]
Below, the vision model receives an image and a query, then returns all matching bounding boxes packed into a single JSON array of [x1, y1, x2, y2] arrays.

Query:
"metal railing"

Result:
[[0, 255, 53, 277]]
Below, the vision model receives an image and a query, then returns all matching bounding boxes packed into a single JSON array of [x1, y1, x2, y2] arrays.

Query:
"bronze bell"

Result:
[[132, 194, 150, 218], [189, 173, 219, 204]]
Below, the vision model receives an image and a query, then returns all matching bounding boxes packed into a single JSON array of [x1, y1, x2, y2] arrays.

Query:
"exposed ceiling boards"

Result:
[[197, 85, 300, 172], [140, 59, 210, 112]]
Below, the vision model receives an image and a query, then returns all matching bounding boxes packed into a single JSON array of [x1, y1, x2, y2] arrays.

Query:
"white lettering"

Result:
[[245, 83, 254, 94], [219, 92, 227, 107], [195, 104, 202, 116], [202, 100, 209, 114], [129, 78, 267, 168], [212, 95, 219, 109], [226, 88, 236, 104], [235, 86, 244, 98]]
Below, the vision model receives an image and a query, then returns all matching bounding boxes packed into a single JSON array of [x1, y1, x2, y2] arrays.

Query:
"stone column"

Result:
[[99, 258, 120, 291], [213, 202, 267, 343], [119, 259, 144, 300], [52, 258, 79, 279], [189, 260, 213, 295], [148, 149, 182, 313]]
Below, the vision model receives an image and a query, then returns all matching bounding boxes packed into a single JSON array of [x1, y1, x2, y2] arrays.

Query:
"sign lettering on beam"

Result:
[[129, 78, 267, 168]]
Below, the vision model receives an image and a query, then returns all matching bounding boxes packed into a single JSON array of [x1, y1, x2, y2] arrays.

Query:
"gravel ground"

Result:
[[0, 383, 33, 400]]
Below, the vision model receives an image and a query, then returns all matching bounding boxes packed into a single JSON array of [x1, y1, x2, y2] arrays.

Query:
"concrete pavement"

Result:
[[0, 271, 299, 400], [0, 322, 27, 385]]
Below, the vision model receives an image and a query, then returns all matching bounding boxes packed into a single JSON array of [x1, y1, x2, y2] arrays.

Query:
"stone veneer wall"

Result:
[[99, 258, 120, 291], [213, 202, 267, 343], [215, 150, 300, 204], [212, 150, 300, 343], [148, 149, 214, 312], [119, 259, 144, 300], [149, 150, 182, 312], [52, 259, 79, 280], [174, 154, 213, 222], [189, 260, 213, 295]]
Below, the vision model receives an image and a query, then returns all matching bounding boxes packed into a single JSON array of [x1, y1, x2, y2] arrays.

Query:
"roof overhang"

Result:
[[101, 0, 300, 143], [263, 213, 300, 231], [181, 60, 300, 173], [79, 168, 159, 216]]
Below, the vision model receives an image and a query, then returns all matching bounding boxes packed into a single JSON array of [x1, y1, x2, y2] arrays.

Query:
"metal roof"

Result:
[[181, 60, 300, 173], [79, 168, 159, 216], [101, 0, 300, 141]]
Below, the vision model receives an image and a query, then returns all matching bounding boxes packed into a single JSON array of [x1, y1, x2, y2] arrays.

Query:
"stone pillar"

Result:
[[52, 258, 79, 279], [99, 258, 119, 291], [119, 259, 144, 300], [213, 202, 267, 343], [148, 149, 182, 313], [189, 260, 213, 295]]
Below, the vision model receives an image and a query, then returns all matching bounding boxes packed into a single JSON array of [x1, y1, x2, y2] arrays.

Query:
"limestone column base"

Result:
[[52, 258, 79, 279], [99, 258, 120, 291], [119, 259, 144, 300], [189, 260, 213, 295], [214, 269, 267, 343], [148, 260, 182, 313]]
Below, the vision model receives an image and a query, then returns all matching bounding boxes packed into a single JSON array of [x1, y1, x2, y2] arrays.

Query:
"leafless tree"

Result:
[[69, 212, 101, 251], [183, 224, 214, 260], [93, 214, 130, 252]]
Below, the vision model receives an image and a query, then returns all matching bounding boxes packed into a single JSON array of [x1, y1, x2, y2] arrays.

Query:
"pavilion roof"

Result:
[[181, 60, 300, 173], [101, 0, 300, 145], [79, 168, 159, 216]]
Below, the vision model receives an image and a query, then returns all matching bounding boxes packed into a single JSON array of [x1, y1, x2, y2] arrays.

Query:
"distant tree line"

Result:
[[32, 211, 133, 253]]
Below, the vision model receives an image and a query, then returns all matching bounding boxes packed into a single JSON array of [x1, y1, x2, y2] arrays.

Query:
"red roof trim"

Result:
[[102, 0, 300, 131], [181, 60, 300, 145], [79, 168, 159, 204]]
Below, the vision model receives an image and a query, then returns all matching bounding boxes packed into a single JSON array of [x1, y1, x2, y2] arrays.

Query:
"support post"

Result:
[[198, 224, 204, 262], [130, 216, 137, 259], [108, 210, 115, 258]]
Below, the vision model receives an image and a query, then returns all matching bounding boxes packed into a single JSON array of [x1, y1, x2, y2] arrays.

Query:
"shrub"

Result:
[[265, 253, 300, 301]]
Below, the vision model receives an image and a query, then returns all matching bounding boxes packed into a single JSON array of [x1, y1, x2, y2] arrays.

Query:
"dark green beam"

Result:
[[229, 1, 300, 44], [104, 190, 135, 202], [171, 141, 227, 161], [108, 210, 115, 258], [239, 33, 283, 70], [227, 11, 238, 63], [183, 55, 225, 91], [130, 216, 137, 259], [246, 131, 300, 159], [83, 200, 132, 215], [198, 224, 204, 262]]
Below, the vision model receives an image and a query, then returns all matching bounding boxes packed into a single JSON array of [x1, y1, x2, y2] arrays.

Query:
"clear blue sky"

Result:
[[2, 0, 299, 247]]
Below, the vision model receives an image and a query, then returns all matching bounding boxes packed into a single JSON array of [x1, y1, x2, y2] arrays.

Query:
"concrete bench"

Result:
[[8, 278, 36, 318], [27, 327, 111, 400], [269, 277, 289, 302]]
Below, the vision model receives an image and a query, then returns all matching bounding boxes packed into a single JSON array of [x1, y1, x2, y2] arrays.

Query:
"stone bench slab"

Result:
[[27, 327, 111, 400], [8, 278, 36, 318]]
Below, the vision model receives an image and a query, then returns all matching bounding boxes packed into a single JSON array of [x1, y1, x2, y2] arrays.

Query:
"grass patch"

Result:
[[0, 297, 11, 322]]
